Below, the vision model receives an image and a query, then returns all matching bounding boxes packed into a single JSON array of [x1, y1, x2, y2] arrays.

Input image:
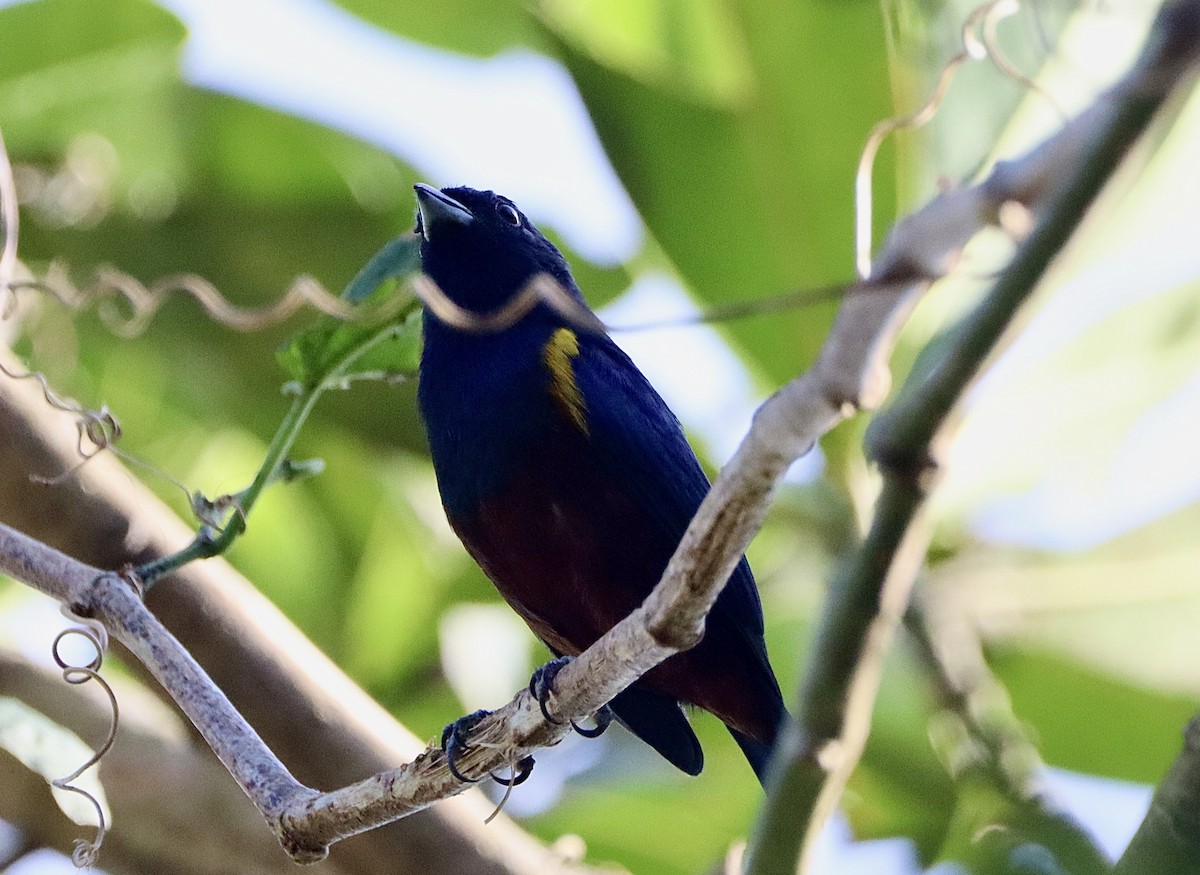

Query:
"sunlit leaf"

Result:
[[989, 647, 1197, 785], [332, 0, 539, 56], [0, 697, 111, 828], [541, 0, 751, 105], [0, 0, 187, 219]]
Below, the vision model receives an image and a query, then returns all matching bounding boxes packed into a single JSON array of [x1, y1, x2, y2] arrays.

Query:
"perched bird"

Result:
[[414, 183, 787, 783]]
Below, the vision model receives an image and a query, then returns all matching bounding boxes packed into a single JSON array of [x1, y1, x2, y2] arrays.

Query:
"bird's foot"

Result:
[[528, 657, 615, 738], [529, 657, 571, 724], [441, 709, 538, 787], [571, 705, 614, 739], [441, 709, 490, 783], [492, 755, 536, 787]]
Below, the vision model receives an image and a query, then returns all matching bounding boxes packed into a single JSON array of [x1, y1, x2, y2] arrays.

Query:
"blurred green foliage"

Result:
[[2, 0, 1198, 873]]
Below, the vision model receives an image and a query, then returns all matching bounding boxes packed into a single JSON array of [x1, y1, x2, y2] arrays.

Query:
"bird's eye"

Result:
[[496, 202, 522, 227]]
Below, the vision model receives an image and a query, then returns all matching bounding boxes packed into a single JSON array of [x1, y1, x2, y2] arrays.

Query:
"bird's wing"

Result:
[[573, 334, 769, 647]]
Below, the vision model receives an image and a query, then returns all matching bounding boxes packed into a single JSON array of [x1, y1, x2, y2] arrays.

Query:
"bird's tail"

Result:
[[729, 728, 778, 786], [609, 686, 705, 776], [729, 695, 790, 787]]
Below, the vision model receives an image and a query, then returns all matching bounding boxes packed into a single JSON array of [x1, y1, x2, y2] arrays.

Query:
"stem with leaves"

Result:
[[135, 241, 422, 589]]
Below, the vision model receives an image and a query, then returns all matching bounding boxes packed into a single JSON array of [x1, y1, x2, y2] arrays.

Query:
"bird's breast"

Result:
[[419, 319, 592, 516], [448, 426, 660, 651]]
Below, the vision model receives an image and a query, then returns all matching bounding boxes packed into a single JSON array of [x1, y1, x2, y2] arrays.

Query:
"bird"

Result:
[[413, 183, 787, 784]]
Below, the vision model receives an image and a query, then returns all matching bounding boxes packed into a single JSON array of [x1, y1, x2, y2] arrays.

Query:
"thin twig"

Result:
[[905, 594, 1111, 873], [0, 527, 319, 834], [904, 593, 1041, 802], [48, 624, 117, 866], [6, 269, 378, 333]]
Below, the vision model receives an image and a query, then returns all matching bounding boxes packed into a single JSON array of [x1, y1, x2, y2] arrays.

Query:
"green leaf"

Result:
[[342, 235, 423, 303], [276, 236, 424, 389], [529, 765, 759, 875], [930, 504, 1200, 783], [541, 0, 752, 106], [990, 647, 1197, 785], [545, 0, 893, 388], [0, 0, 184, 79], [0, 0, 187, 217], [332, 0, 538, 56], [276, 304, 422, 390], [186, 90, 417, 210]]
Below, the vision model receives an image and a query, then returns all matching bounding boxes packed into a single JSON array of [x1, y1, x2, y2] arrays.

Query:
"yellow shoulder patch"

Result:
[[542, 328, 588, 434]]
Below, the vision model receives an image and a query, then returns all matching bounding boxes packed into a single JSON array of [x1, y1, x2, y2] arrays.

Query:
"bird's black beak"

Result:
[[414, 184, 474, 241]]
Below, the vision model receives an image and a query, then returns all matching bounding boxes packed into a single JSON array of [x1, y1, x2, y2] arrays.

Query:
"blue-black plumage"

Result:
[[415, 184, 787, 783]]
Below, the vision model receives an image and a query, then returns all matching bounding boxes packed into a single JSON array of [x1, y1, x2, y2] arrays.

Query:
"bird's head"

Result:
[[414, 184, 580, 320]]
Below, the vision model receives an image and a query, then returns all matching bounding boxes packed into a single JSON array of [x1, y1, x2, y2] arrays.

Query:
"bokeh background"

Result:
[[1, 0, 1199, 872]]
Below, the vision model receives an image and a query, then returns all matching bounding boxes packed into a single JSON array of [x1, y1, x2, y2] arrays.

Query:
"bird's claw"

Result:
[[440, 709, 491, 783], [442, 709, 539, 786], [491, 755, 536, 787], [529, 656, 572, 725], [571, 705, 614, 739], [530, 657, 614, 739]]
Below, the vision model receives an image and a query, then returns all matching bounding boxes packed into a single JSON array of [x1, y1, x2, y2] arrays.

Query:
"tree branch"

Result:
[[0, 346, 599, 874], [1114, 716, 1200, 873], [905, 592, 1043, 806], [905, 594, 1110, 872], [0, 650, 335, 875], [3, 2, 1197, 866], [747, 2, 1200, 871]]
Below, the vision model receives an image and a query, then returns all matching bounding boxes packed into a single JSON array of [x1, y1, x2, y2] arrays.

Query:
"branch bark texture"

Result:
[[1115, 717, 1200, 873]]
